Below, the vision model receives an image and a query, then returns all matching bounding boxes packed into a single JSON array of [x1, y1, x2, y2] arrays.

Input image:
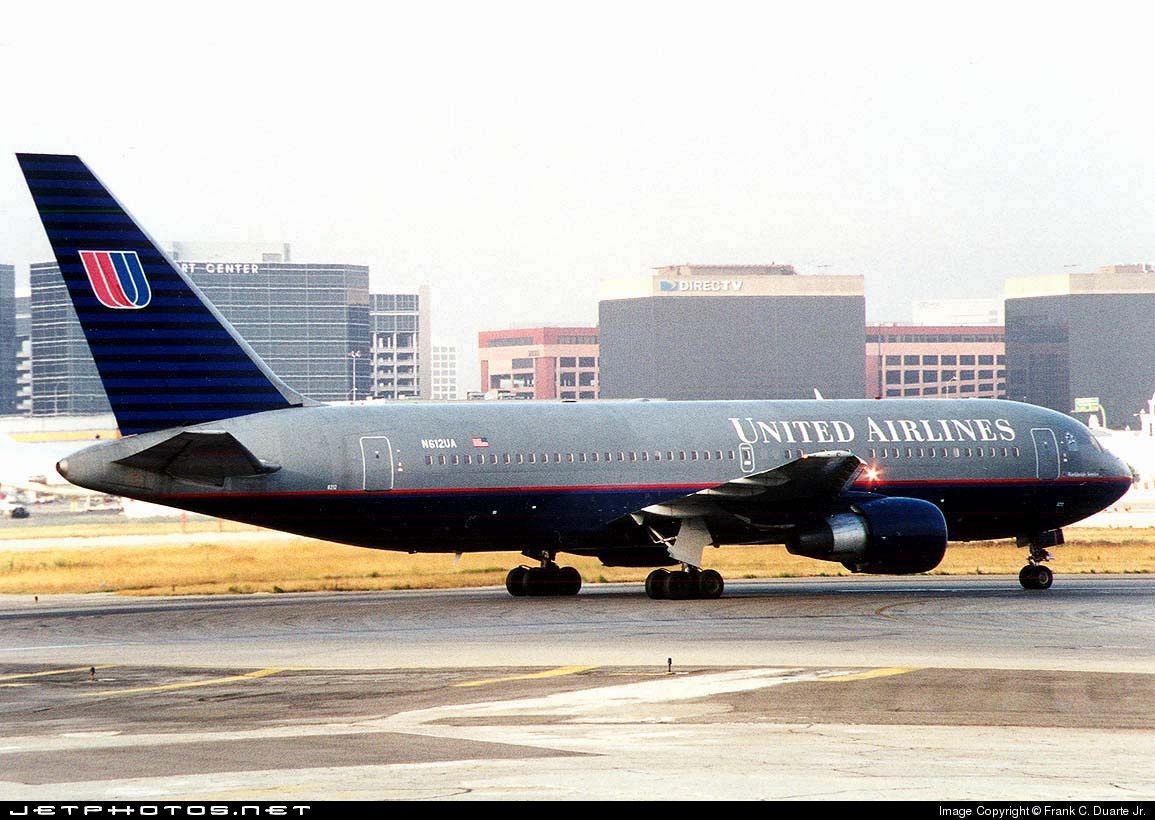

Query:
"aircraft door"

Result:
[[739, 443, 756, 473], [360, 436, 395, 491], [1031, 428, 1060, 480]]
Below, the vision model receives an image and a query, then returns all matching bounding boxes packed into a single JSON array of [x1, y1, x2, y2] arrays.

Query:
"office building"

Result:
[[478, 327, 599, 400], [1005, 264, 1155, 425], [866, 324, 1006, 399], [0, 265, 16, 414], [598, 264, 864, 400], [431, 344, 459, 401], [369, 286, 431, 400]]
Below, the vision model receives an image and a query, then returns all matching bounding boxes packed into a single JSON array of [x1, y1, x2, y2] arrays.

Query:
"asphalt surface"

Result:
[[2, 576, 1154, 802]]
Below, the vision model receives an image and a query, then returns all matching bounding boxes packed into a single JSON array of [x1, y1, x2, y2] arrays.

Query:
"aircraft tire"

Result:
[[666, 570, 693, 600], [559, 566, 582, 596], [1019, 564, 1054, 590], [505, 566, 530, 597], [645, 569, 670, 600], [699, 569, 724, 599]]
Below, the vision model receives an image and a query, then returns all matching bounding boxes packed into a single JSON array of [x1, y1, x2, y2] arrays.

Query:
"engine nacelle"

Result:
[[786, 496, 947, 574]]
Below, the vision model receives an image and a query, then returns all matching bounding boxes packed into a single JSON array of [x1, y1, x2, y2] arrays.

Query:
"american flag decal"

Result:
[[78, 250, 152, 309], [471, 436, 489, 448]]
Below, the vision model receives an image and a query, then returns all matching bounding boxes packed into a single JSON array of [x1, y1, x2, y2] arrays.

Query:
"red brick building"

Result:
[[478, 327, 599, 400]]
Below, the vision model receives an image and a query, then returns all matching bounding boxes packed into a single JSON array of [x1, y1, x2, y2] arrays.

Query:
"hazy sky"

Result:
[[2, 2, 1153, 392]]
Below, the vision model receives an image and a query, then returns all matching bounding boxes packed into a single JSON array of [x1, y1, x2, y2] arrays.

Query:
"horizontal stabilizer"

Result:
[[114, 431, 280, 486]]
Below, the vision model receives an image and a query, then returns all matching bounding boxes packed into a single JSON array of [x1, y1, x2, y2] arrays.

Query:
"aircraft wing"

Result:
[[113, 431, 281, 486], [632, 450, 864, 566]]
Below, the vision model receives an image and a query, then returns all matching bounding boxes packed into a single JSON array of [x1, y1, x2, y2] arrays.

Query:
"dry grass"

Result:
[[0, 520, 1153, 597]]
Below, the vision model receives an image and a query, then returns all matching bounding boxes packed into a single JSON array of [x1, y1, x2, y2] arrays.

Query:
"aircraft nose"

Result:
[[56, 459, 69, 480]]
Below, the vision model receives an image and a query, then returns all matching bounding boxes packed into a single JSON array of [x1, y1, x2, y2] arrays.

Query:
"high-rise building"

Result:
[[598, 264, 864, 400], [431, 344, 459, 401], [478, 327, 599, 400], [1005, 264, 1155, 426], [171, 246, 370, 403], [369, 286, 431, 400], [865, 324, 1006, 399], [30, 260, 113, 415], [0, 264, 16, 414], [28, 244, 378, 414]]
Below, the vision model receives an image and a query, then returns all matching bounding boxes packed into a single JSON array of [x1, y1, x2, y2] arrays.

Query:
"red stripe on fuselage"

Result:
[[153, 475, 1132, 501]]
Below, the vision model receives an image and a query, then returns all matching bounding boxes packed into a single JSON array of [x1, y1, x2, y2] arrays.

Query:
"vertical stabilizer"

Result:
[[16, 154, 310, 435]]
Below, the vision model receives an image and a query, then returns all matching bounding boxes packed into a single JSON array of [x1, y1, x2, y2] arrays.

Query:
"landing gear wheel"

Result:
[[645, 568, 670, 600], [698, 569, 724, 599], [1019, 564, 1054, 590], [506, 565, 530, 597], [666, 570, 693, 600], [558, 566, 582, 596]]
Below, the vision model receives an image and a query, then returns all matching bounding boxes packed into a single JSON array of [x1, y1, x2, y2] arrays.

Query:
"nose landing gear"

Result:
[[1017, 530, 1062, 590]]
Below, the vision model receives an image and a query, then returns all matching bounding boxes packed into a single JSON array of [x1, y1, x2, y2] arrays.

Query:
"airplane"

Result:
[[14, 153, 1136, 597]]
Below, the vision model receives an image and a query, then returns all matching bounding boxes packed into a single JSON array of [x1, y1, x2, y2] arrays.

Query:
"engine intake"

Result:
[[786, 496, 947, 574]]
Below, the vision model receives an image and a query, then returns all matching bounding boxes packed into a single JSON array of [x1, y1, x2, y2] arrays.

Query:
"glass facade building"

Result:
[[27, 257, 377, 414], [30, 261, 112, 415], [0, 264, 16, 414], [178, 260, 370, 403]]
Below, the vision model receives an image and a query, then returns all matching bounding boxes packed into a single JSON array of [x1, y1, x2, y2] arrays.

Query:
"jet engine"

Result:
[[786, 496, 947, 574]]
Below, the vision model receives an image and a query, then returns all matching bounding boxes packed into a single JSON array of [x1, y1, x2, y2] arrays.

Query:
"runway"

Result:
[[2, 576, 1154, 801]]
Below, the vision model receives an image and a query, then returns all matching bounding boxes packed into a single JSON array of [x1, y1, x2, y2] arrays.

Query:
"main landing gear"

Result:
[[505, 553, 582, 597], [1017, 529, 1062, 590], [644, 566, 725, 600]]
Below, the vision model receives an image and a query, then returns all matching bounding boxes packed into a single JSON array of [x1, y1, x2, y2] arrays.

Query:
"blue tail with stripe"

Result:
[[17, 153, 309, 435]]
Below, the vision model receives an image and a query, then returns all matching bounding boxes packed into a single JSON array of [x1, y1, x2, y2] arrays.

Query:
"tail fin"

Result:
[[16, 153, 311, 436]]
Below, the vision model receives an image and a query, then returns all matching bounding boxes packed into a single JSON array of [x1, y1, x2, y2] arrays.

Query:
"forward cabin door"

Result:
[[360, 436, 395, 491], [1031, 428, 1060, 480]]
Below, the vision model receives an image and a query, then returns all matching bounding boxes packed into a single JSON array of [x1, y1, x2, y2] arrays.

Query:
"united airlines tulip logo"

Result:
[[78, 250, 152, 309]]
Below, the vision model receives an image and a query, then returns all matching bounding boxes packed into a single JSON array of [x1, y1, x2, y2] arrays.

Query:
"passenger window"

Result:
[[517, 453, 524, 464], [452, 455, 460, 465], [654, 451, 662, 461], [438, 455, 446, 465], [425, 455, 433, 466]]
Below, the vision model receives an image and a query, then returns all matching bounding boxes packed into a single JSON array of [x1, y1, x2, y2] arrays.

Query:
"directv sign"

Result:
[[658, 279, 744, 293]]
